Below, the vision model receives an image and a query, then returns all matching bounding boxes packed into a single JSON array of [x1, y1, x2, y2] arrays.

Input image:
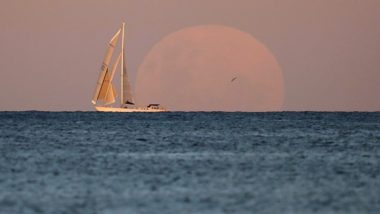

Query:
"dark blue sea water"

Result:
[[0, 112, 379, 214]]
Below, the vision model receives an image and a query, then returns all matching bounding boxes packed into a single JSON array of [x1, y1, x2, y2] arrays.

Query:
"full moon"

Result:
[[135, 25, 284, 111]]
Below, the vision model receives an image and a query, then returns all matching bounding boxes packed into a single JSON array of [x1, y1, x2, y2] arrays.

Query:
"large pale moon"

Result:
[[136, 25, 284, 111]]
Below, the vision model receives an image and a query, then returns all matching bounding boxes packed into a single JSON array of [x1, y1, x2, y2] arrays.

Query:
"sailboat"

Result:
[[92, 23, 167, 112]]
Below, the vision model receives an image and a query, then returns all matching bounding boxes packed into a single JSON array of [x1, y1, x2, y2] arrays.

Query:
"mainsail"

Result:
[[121, 23, 134, 105], [122, 61, 134, 105]]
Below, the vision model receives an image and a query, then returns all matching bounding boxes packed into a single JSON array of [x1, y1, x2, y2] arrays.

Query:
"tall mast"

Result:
[[120, 22, 125, 106]]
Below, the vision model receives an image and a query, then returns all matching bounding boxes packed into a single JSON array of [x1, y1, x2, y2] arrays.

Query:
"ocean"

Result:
[[0, 112, 379, 213]]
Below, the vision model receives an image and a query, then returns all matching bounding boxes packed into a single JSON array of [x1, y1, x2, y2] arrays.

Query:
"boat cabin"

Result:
[[147, 104, 162, 110]]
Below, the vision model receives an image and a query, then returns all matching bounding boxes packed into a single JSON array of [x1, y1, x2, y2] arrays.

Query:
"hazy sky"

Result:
[[1, 0, 379, 111]]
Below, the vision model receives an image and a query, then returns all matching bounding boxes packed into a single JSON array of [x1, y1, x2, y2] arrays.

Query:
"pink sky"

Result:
[[0, 0, 379, 111]]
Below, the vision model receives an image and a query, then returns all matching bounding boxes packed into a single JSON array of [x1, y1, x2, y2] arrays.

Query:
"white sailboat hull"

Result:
[[95, 106, 167, 112]]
